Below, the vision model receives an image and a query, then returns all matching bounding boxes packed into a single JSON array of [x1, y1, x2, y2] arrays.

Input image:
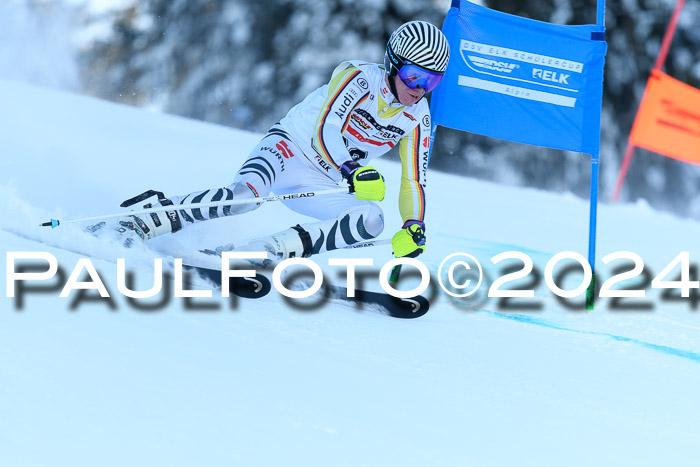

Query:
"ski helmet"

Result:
[[384, 21, 450, 94]]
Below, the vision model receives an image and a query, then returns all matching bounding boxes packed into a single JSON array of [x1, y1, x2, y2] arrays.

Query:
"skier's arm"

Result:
[[397, 116, 430, 224], [312, 62, 370, 182], [392, 112, 430, 258]]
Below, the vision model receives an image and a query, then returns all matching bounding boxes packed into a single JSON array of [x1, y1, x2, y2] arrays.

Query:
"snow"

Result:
[[0, 1, 80, 91], [1, 80, 699, 466]]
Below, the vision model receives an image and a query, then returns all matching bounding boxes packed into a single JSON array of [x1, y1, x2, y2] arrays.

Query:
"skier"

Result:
[[118, 20, 450, 263]]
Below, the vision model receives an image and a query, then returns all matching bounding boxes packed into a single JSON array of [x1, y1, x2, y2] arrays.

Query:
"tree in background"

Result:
[[80, 0, 700, 217], [484, 0, 700, 215], [82, 0, 446, 128]]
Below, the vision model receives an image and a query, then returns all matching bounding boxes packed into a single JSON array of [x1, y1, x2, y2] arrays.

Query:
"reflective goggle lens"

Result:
[[397, 64, 444, 93]]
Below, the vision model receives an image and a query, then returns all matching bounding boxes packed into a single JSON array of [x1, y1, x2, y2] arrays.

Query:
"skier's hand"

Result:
[[340, 161, 385, 201], [392, 220, 426, 258]]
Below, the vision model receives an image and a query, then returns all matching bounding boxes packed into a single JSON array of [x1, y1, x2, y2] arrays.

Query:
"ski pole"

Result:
[[40, 186, 351, 229]]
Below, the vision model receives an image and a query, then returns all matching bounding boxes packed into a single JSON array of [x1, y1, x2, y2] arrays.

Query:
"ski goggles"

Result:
[[397, 64, 444, 93]]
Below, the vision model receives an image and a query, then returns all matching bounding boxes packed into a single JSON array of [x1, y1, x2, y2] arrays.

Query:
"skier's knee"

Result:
[[227, 181, 266, 215], [360, 203, 384, 238]]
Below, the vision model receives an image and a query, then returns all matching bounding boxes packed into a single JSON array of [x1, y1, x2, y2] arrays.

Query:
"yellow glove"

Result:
[[392, 220, 426, 258], [340, 161, 385, 201]]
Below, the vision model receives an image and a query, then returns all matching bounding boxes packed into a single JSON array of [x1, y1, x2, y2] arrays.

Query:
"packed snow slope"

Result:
[[1, 80, 699, 467]]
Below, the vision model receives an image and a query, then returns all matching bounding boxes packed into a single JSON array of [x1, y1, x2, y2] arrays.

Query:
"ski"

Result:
[[183, 264, 271, 299], [2, 226, 271, 300], [322, 284, 430, 319], [86, 221, 274, 298], [196, 241, 427, 316], [150, 238, 273, 299]]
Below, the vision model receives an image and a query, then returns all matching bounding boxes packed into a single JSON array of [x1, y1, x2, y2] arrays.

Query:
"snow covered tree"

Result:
[[82, 0, 448, 129], [79, 0, 700, 217]]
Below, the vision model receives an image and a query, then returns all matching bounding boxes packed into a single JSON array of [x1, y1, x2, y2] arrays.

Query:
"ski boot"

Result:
[[117, 190, 182, 241], [86, 190, 182, 247], [201, 225, 311, 268]]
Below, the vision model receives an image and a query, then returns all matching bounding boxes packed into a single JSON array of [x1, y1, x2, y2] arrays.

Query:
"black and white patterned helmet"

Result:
[[385, 21, 450, 74]]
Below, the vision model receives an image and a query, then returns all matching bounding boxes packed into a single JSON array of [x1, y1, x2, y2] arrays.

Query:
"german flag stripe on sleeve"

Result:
[[313, 68, 362, 170], [411, 127, 425, 220], [417, 183, 425, 220], [341, 92, 369, 133], [408, 127, 425, 220], [411, 126, 421, 184]]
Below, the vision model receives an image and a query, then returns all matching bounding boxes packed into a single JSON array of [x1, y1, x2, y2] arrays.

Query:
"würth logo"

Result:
[[276, 141, 295, 159]]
